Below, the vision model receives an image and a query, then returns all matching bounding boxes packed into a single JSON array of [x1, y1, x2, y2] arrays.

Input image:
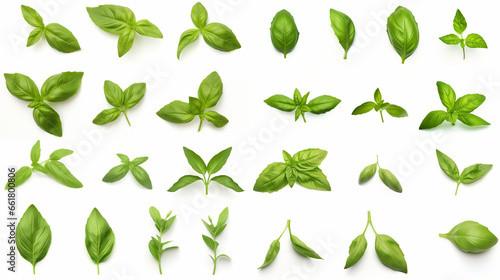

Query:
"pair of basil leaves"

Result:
[[102, 154, 153, 189], [358, 155, 402, 193]]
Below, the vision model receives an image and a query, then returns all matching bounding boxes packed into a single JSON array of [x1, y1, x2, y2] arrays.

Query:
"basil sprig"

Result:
[[21, 5, 80, 53], [264, 89, 341, 122], [270, 10, 299, 58], [358, 155, 402, 193], [352, 88, 408, 123], [259, 220, 322, 269], [5, 140, 82, 189], [439, 9, 487, 59], [87, 5, 163, 57], [149, 207, 178, 275], [254, 148, 331, 193], [4, 72, 83, 136], [345, 211, 407, 273], [93, 81, 146, 126], [419, 81, 489, 129], [329, 9, 355, 59], [440, 221, 498, 253], [157, 71, 228, 131], [202, 207, 230, 275], [387, 6, 419, 63], [168, 147, 242, 194], [177, 2, 241, 59], [102, 154, 153, 189], [436, 149, 492, 195], [85, 208, 115, 274]]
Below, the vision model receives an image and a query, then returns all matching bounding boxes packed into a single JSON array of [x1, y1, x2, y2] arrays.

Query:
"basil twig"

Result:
[[352, 88, 408, 123], [102, 154, 153, 189], [149, 207, 178, 274], [358, 155, 402, 193], [202, 207, 230, 275]]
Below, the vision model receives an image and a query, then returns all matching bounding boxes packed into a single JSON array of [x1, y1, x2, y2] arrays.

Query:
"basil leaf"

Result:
[[85, 208, 115, 274], [264, 95, 296, 112], [440, 221, 498, 253], [93, 108, 122, 125], [31, 140, 41, 163], [149, 206, 162, 228], [191, 2, 208, 28], [198, 71, 222, 109], [419, 110, 447, 130], [102, 164, 129, 183], [189, 97, 203, 115], [460, 164, 492, 184], [458, 113, 490, 126], [282, 151, 294, 164], [253, 162, 288, 193], [44, 23, 81, 53], [86, 5, 135, 34], [386, 105, 408, 118], [130, 165, 152, 189], [4, 73, 39, 101], [33, 103, 63, 137], [41, 72, 83, 102], [453, 9, 467, 34], [183, 147, 207, 174], [292, 148, 328, 171], [352, 102, 375, 115], [117, 27, 135, 57], [344, 234, 367, 269], [215, 207, 229, 230], [176, 29, 200, 59], [156, 101, 195, 123], [103, 80, 124, 107], [211, 175, 243, 192], [290, 234, 322, 259], [204, 111, 229, 128], [207, 147, 231, 174], [436, 81, 456, 111], [168, 175, 203, 192], [44, 160, 83, 188], [285, 166, 297, 187], [258, 239, 280, 269], [307, 95, 341, 114], [465, 33, 487, 48], [49, 149, 73, 160], [293, 89, 303, 105], [21, 5, 44, 27], [201, 23, 241, 52], [436, 150, 460, 182], [296, 168, 331, 191], [375, 234, 407, 273], [148, 237, 162, 261], [131, 157, 148, 165], [134, 20, 163, 38], [386, 6, 419, 64], [5, 166, 32, 189], [16, 205, 51, 274], [378, 168, 402, 193], [270, 10, 299, 58], [329, 9, 355, 59], [202, 235, 218, 251], [439, 34, 461, 45], [358, 163, 377, 184], [117, 154, 130, 164], [27, 28, 44, 47], [453, 94, 485, 113], [123, 83, 146, 109]]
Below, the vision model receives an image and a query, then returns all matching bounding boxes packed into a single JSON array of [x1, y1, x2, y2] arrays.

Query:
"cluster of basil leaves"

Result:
[[149, 207, 178, 275], [102, 154, 153, 189], [202, 207, 230, 275], [352, 88, 408, 123], [358, 155, 402, 193]]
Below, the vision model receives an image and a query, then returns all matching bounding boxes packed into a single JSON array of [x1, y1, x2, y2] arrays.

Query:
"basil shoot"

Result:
[[87, 5, 163, 57], [93, 81, 146, 126], [102, 154, 153, 189], [352, 88, 408, 123], [21, 5, 80, 53], [439, 9, 487, 59], [358, 155, 402, 193], [168, 147, 242, 194], [16, 205, 52, 274], [5, 140, 82, 189], [157, 71, 229, 131], [259, 220, 322, 269], [264, 89, 341, 122], [4, 72, 84, 136], [419, 82, 490, 129], [85, 208, 115, 274], [436, 149, 492, 195], [202, 207, 230, 275], [387, 6, 419, 63], [345, 211, 407, 273], [270, 10, 299, 58], [440, 221, 498, 253], [177, 2, 240, 59], [329, 9, 355, 59], [254, 149, 331, 193], [149, 207, 178, 274]]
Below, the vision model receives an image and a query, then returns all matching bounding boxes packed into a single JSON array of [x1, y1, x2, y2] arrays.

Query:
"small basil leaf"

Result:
[[292, 148, 328, 171], [293, 89, 303, 105], [49, 149, 73, 160], [385, 105, 408, 118], [202, 235, 218, 251], [117, 27, 135, 57], [296, 168, 331, 191], [85, 208, 115, 274], [458, 113, 490, 126], [375, 234, 407, 273], [378, 168, 402, 193], [93, 108, 122, 125], [344, 234, 367, 269], [215, 207, 229, 230], [123, 83, 146, 110], [156, 100, 196, 123], [86, 5, 136, 34], [27, 28, 44, 47], [33, 103, 63, 137], [44, 160, 83, 188], [116, 154, 130, 164], [168, 175, 203, 192], [258, 239, 280, 269], [207, 147, 231, 174], [177, 29, 200, 59], [282, 150, 294, 164], [21, 5, 44, 27], [5, 166, 32, 189], [102, 164, 129, 183], [131, 157, 148, 165], [352, 102, 375, 115], [453, 9, 467, 34], [130, 165, 153, 189], [211, 175, 244, 192], [387, 6, 419, 64], [198, 71, 223, 109], [465, 33, 487, 48], [41, 71, 84, 102], [4, 73, 39, 101], [358, 163, 377, 184], [307, 95, 341, 114], [285, 166, 297, 187], [270, 10, 299, 58], [436, 150, 460, 182], [290, 234, 322, 259], [149, 237, 161, 261], [419, 110, 447, 130], [134, 20, 163, 38], [30, 140, 41, 164], [189, 97, 203, 115], [201, 23, 241, 52], [183, 147, 207, 174], [44, 23, 81, 53], [460, 164, 492, 184], [329, 9, 355, 59], [253, 162, 288, 193], [294, 107, 302, 121], [436, 81, 456, 111], [103, 80, 124, 107], [453, 94, 485, 113], [440, 221, 498, 253], [204, 111, 229, 128], [439, 34, 461, 45], [264, 95, 296, 112], [191, 2, 208, 28]]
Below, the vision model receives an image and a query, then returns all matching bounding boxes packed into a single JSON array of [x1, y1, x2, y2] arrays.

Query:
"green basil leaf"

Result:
[[282, 150, 294, 164], [465, 33, 487, 48], [32, 163, 46, 174], [344, 234, 367, 269], [49, 149, 73, 160], [44, 160, 83, 188], [102, 164, 129, 183], [375, 234, 407, 273], [198, 71, 223, 109], [30, 140, 41, 163], [453, 9, 467, 34], [189, 97, 203, 115], [386, 6, 419, 64], [378, 168, 402, 193], [117, 27, 135, 57], [374, 88, 382, 103], [458, 113, 490, 126], [204, 111, 228, 128], [439, 34, 461, 45], [131, 157, 148, 165], [207, 147, 231, 174], [168, 175, 203, 192], [176, 29, 200, 59], [254, 162, 288, 193], [85, 208, 115, 274], [41, 71, 84, 102], [33, 103, 63, 137], [44, 23, 81, 53], [21, 5, 44, 27], [419, 110, 447, 130], [5, 166, 32, 189], [211, 175, 243, 192], [93, 108, 122, 125], [258, 239, 280, 269], [86, 5, 135, 34], [103, 80, 124, 107], [460, 164, 492, 184], [27, 28, 44, 47], [216, 207, 229, 230], [293, 89, 303, 105], [202, 235, 218, 251], [130, 165, 152, 189], [440, 221, 498, 253], [183, 147, 206, 174], [352, 101, 375, 115], [436, 81, 456, 111], [436, 150, 460, 182], [16, 205, 51, 274], [123, 82, 146, 109], [292, 148, 328, 171], [386, 105, 408, 118], [156, 100, 195, 123], [149, 237, 161, 261], [191, 2, 208, 28], [270, 10, 299, 58], [307, 95, 341, 114], [201, 22, 241, 51], [453, 94, 485, 113], [134, 19, 163, 38], [148, 206, 162, 227], [4, 73, 40, 101], [329, 9, 355, 59], [264, 95, 296, 112], [290, 234, 322, 259], [296, 168, 331, 191], [358, 163, 377, 184], [117, 154, 130, 164], [285, 166, 297, 187]]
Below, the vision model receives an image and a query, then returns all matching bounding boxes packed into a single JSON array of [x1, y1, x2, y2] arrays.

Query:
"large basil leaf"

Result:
[[419, 110, 447, 130], [296, 168, 331, 191], [436, 81, 456, 111], [329, 9, 355, 59], [460, 164, 492, 184], [130, 165, 152, 189], [4, 73, 40, 101], [270, 10, 299, 58], [103, 80, 124, 107], [33, 103, 63, 137], [117, 27, 135, 57], [201, 23, 241, 52], [44, 23, 81, 53], [85, 208, 115, 274], [307, 95, 341, 114], [168, 175, 203, 192], [177, 29, 200, 59], [436, 150, 460, 182], [198, 71, 223, 108], [375, 234, 407, 273], [21, 5, 44, 27], [254, 162, 288, 193], [191, 2, 208, 28], [292, 148, 328, 171], [86, 5, 135, 34], [41, 72, 83, 102], [156, 101, 195, 123], [440, 221, 498, 253], [134, 20, 163, 38], [44, 160, 83, 188], [386, 6, 419, 63], [264, 95, 296, 112], [453, 94, 485, 113], [344, 234, 367, 269], [183, 147, 207, 174], [123, 83, 146, 109]]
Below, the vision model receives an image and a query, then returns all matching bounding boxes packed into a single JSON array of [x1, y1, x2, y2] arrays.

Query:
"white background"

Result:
[[1, 0, 499, 279]]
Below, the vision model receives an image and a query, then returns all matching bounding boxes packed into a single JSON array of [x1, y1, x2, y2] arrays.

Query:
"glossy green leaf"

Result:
[[156, 101, 195, 123], [292, 148, 328, 171], [30, 140, 41, 163], [44, 23, 81, 53], [439, 34, 461, 45], [352, 102, 375, 115], [290, 234, 322, 259], [191, 2, 208, 28], [27, 28, 44, 47], [168, 175, 202, 192], [21, 5, 44, 27], [460, 164, 492, 184], [4, 73, 39, 101], [85, 208, 115, 274], [465, 34, 487, 48], [33, 103, 63, 137], [436, 81, 456, 111], [130, 165, 152, 189], [183, 147, 206, 174], [453, 94, 485, 113], [5, 166, 32, 189], [207, 147, 232, 174], [386, 6, 419, 63], [308, 95, 341, 114], [344, 234, 367, 269], [103, 80, 124, 107], [253, 162, 288, 193], [41, 72, 83, 102], [285, 166, 297, 187], [419, 110, 447, 130], [258, 239, 280, 269], [329, 9, 355, 59], [211, 175, 244, 192], [204, 111, 229, 128], [440, 221, 498, 253], [264, 95, 296, 112], [93, 108, 122, 125], [49, 149, 73, 160], [270, 10, 299, 58], [378, 168, 402, 193], [386, 105, 408, 118], [375, 234, 407, 273], [453, 9, 467, 34], [176, 29, 200, 59], [358, 163, 377, 184], [436, 150, 460, 182], [296, 168, 331, 191], [198, 71, 223, 109], [201, 23, 241, 52], [44, 160, 83, 188], [135, 20, 163, 38], [102, 164, 129, 183], [458, 113, 490, 126], [123, 83, 146, 109], [86, 5, 135, 34], [117, 27, 135, 57]]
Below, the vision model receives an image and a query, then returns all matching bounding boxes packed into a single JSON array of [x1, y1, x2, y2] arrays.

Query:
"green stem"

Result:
[[122, 110, 131, 126], [439, 233, 447, 238], [158, 235, 163, 274], [33, 264, 35, 275], [379, 111, 385, 123], [455, 181, 461, 196], [462, 47, 465, 60], [198, 118, 203, 132], [278, 220, 290, 240], [343, 50, 347, 60], [212, 240, 217, 275], [367, 211, 378, 236], [203, 174, 211, 195], [301, 113, 306, 123], [376, 155, 380, 168], [97, 263, 100, 275]]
